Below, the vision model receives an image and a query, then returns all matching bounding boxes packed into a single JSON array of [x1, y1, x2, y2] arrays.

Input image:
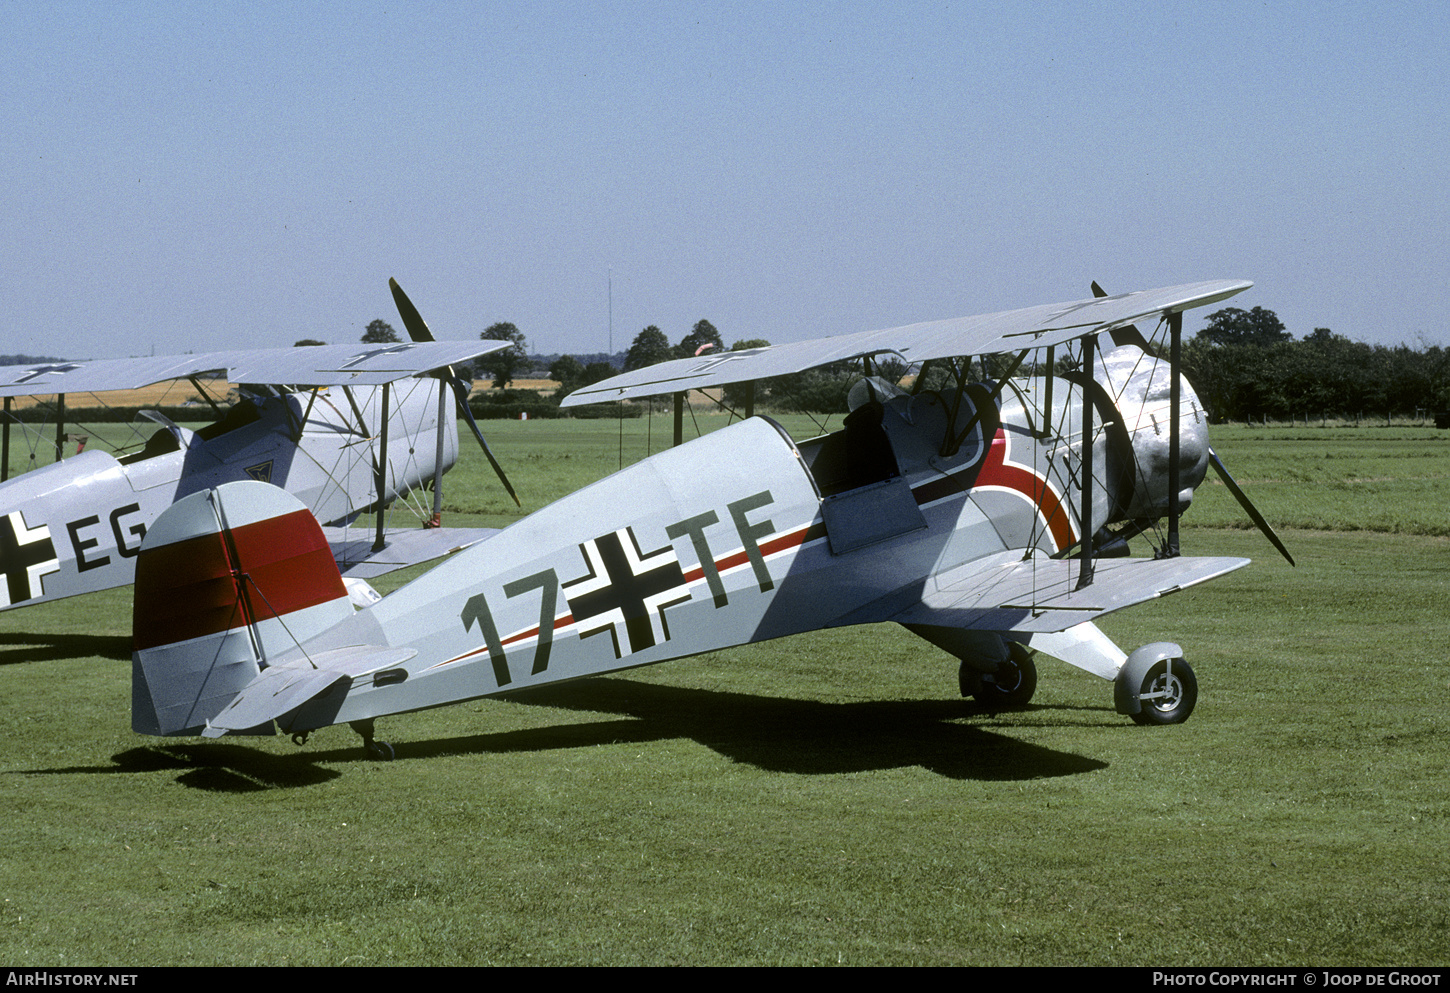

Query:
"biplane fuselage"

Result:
[[132, 344, 1244, 741], [0, 380, 455, 612]]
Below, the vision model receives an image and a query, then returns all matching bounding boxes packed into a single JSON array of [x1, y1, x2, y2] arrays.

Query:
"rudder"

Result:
[[132, 481, 352, 736]]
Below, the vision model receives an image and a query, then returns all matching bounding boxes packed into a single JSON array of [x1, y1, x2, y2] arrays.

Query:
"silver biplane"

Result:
[[127, 279, 1292, 759], [0, 281, 518, 612]]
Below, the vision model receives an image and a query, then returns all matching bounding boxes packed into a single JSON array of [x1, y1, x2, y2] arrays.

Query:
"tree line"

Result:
[[1180, 307, 1450, 423]]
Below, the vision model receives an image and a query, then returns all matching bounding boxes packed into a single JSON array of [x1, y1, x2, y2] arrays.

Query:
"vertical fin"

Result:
[[132, 481, 352, 736]]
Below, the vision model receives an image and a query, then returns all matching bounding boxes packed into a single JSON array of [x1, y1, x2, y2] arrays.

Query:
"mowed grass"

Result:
[[2, 413, 1449, 965], [1190, 424, 1450, 536]]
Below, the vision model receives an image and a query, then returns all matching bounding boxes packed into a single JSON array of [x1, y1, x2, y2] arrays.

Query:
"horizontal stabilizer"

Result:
[[892, 552, 1250, 634], [203, 646, 418, 736], [325, 526, 498, 579]]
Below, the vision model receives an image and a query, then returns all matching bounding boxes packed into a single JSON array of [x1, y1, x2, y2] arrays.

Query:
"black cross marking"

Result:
[[1043, 297, 1112, 327], [691, 353, 748, 373], [340, 344, 416, 369], [14, 363, 83, 384], [0, 511, 59, 607], [562, 527, 692, 658]]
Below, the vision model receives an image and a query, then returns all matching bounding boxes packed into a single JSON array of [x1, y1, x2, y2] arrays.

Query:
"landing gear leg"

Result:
[[350, 718, 395, 761], [903, 625, 1040, 710]]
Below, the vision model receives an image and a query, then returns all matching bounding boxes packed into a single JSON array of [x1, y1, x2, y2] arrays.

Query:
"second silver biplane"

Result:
[[0, 281, 517, 613], [125, 278, 1293, 758]]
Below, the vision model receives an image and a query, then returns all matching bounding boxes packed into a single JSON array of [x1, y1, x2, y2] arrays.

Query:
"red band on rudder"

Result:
[[133, 509, 346, 651]]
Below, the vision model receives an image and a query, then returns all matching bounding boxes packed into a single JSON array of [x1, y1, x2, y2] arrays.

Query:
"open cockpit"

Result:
[[793, 377, 995, 497], [781, 378, 1000, 554], [117, 396, 266, 466]]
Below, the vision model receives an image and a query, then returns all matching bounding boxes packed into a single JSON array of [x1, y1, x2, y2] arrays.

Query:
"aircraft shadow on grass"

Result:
[[28, 743, 345, 793], [474, 677, 1113, 781], [0, 633, 131, 665], [22, 676, 1112, 791]]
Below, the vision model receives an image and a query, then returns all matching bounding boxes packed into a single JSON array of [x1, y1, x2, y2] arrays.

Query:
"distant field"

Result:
[[475, 378, 559, 393], [2, 378, 229, 410], [1182, 424, 1450, 536], [1, 414, 1448, 965]]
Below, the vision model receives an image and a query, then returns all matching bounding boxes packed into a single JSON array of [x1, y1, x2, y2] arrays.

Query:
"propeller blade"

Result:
[[1091, 280, 1153, 352], [390, 278, 436, 343], [390, 278, 521, 507], [449, 374, 522, 507], [1207, 447, 1295, 567]]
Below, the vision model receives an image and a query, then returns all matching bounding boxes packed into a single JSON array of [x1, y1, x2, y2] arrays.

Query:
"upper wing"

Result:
[[0, 341, 509, 397], [560, 279, 1251, 406], [890, 550, 1250, 634]]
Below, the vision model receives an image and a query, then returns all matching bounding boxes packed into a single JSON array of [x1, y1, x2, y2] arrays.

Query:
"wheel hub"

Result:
[[987, 661, 1022, 692], [1143, 672, 1183, 711]]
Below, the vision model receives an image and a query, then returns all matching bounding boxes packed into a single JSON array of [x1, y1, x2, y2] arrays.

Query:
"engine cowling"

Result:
[[1095, 345, 1209, 522]]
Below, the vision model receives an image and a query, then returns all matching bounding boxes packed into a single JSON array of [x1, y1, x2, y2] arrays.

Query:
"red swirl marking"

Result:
[[975, 429, 1075, 551]]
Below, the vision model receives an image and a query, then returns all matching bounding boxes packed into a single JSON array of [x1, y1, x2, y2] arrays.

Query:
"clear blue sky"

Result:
[[3, 1, 1445, 361]]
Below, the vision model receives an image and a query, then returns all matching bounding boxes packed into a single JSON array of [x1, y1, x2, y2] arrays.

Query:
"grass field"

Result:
[[1, 414, 1448, 965]]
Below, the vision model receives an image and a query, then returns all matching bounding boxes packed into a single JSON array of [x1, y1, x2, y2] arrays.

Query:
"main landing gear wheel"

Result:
[[967, 642, 1038, 708], [1130, 658, 1198, 726]]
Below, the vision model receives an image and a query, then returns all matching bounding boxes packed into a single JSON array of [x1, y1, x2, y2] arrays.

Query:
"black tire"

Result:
[[364, 740, 396, 761], [1130, 658, 1197, 726], [972, 642, 1038, 708]]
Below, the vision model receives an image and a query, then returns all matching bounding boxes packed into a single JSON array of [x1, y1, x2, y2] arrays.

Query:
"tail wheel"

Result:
[[364, 740, 396, 762], [971, 642, 1037, 708], [351, 718, 395, 761], [1130, 658, 1197, 726]]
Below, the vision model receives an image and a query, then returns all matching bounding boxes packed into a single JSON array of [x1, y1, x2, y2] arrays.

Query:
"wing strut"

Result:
[[340, 385, 370, 437], [1077, 335, 1096, 590], [1038, 346, 1055, 440], [372, 383, 391, 553], [940, 350, 1028, 457], [1166, 310, 1183, 558], [186, 377, 224, 416], [294, 388, 319, 444], [429, 373, 447, 527], [54, 393, 66, 463]]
